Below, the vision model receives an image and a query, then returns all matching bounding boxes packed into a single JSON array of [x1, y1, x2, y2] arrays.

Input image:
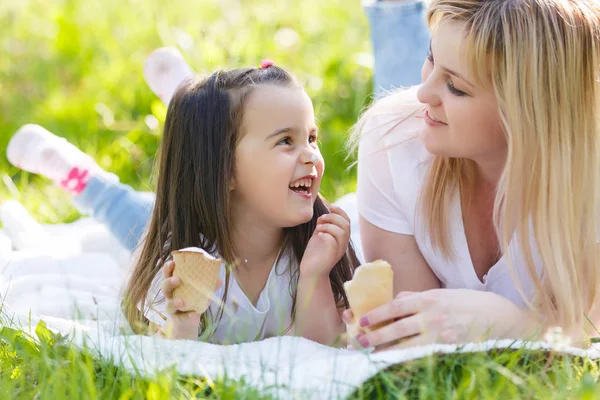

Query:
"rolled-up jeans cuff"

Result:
[[364, 0, 430, 93], [72, 174, 154, 251]]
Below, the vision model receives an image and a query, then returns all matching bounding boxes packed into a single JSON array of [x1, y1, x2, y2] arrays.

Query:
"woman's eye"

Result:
[[447, 80, 467, 97], [277, 137, 292, 146], [427, 50, 434, 64]]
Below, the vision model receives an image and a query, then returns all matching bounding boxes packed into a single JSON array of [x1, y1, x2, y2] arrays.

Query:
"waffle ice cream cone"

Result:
[[344, 260, 394, 337], [171, 247, 222, 314]]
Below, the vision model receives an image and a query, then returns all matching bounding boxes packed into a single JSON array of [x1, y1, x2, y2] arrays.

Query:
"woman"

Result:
[[347, 0, 600, 350]]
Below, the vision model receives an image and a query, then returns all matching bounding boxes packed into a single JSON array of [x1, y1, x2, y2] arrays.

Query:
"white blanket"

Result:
[[1, 200, 599, 399]]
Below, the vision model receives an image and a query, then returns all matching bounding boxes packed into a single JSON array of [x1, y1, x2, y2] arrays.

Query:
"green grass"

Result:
[[0, 0, 372, 222], [2, 0, 600, 398], [350, 348, 600, 399], [0, 319, 273, 399], [2, 317, 600, 399]]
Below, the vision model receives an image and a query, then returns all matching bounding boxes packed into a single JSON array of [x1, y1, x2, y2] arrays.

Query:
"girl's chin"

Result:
[[283, 210, 314, 228]]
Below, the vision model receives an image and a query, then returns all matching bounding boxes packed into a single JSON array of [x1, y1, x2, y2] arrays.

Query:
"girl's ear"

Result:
[[229, 176, 236, 191]]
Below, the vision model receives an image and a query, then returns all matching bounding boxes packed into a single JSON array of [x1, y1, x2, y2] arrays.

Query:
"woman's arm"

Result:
[[354, 289, 544, 350], [360, 216, 440, 294]]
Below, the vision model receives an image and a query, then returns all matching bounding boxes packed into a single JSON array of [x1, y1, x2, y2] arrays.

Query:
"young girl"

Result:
[[121, 62, 360, 345]]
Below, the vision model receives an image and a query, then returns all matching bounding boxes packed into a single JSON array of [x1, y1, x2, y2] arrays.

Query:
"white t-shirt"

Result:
[[144, 250, 295, 344], [356, 86, 542, 308]]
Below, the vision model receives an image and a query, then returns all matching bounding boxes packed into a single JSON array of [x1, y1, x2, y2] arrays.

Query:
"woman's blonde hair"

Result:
[[352, 0, 600, 335]]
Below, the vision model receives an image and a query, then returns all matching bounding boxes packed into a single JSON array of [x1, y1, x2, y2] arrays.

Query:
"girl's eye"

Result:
[[446, 80, 467, 97], [309, 135, 318, 144], [277, 137, 292, 146]]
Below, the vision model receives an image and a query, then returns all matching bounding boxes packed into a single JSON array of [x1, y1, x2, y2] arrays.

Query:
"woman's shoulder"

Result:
[[358, 86, 430, 169]]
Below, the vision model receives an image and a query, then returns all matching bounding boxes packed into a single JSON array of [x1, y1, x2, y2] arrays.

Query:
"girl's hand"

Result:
[[158, 260, 222, 340], [345, 289, 536, 351], [300, 205, 351, 278]]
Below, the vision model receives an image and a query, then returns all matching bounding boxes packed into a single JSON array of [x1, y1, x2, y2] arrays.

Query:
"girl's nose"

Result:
[[302, 149, 321, 165]]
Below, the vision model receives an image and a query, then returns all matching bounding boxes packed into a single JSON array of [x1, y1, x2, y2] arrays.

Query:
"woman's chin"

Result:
[[420, 131, 452, 157]]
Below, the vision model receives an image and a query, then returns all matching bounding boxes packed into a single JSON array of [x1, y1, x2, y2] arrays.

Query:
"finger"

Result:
[[166, 297, 186, 314], [373, 333, 430, 353], [356, 314, 424, 349], [342, 309, 354, 324], [320, 218, 350, 242], [314, 223, 346, 247], [360, 293, 423, 328], [315, 224, 349, 249], [160, 276, 181, 299], [395, 291, 416, 299], [162, 261, 175, 279], [320, 209, 350, 230], [316, 231, 338, 249], [172, 311, 200, 326], [328, 204, 351, 224]]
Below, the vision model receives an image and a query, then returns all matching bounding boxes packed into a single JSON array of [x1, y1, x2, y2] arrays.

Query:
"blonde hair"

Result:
[[352, 0, 600, 335]]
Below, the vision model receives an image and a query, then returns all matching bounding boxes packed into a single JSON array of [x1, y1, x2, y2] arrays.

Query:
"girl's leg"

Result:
[[365, 0, 430, 94], [72, 176, 154, 252], [7, 124, 153, 252], [143, 47, 194, 106], [7, 48, 193, 251]]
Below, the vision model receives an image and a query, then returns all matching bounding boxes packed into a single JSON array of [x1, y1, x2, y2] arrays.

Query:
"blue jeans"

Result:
[[74, 1, 430, 251], [366, 0, 430, 93], [73, 176, 154, 251]]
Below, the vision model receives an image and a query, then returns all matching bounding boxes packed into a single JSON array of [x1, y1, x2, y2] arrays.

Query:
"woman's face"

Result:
[[417, 20, 506, 166]]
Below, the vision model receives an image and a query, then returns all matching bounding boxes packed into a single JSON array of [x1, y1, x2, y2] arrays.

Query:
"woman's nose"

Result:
[[417, 71, 442, 107]]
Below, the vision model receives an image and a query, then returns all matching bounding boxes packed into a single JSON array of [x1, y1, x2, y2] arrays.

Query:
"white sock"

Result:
[[143, 47, 194, 106], [0, 201, 48, 250], [6, 124, 106, 195]]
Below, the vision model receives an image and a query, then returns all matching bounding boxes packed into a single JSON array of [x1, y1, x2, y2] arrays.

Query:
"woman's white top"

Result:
[[356, 86, 541, 308]]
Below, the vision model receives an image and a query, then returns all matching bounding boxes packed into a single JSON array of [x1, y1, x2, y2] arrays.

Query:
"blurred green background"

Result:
[[0, 0, 373, 224]]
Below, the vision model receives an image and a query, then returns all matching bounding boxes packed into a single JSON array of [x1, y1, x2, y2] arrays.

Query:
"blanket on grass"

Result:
[[1, 200, 598, 399]]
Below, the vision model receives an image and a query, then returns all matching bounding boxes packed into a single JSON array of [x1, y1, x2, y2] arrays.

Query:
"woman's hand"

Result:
[[343, 289, 538, 351], [158, 260, 222, 340], [300, 205, 351, 277]]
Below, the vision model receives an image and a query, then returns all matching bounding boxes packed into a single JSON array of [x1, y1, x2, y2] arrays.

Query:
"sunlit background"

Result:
[[0, 0, 373, 224]]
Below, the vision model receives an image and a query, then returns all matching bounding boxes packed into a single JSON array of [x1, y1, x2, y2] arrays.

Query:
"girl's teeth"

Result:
[[290, 178, 313, 188]]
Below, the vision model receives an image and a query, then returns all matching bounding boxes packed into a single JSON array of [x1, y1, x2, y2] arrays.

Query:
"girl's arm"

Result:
[[294, 272, 345, 346], [293, 205, 352, 346]]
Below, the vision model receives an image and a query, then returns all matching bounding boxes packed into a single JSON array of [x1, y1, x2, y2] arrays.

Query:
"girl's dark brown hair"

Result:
[[122, 65, 360, 335]]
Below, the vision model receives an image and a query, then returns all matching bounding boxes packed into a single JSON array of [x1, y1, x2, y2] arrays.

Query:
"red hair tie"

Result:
[[260, 59, 274, 69]]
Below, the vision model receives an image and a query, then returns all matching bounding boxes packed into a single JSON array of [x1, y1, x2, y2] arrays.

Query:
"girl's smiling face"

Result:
[[232, 84, 324, 228]]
